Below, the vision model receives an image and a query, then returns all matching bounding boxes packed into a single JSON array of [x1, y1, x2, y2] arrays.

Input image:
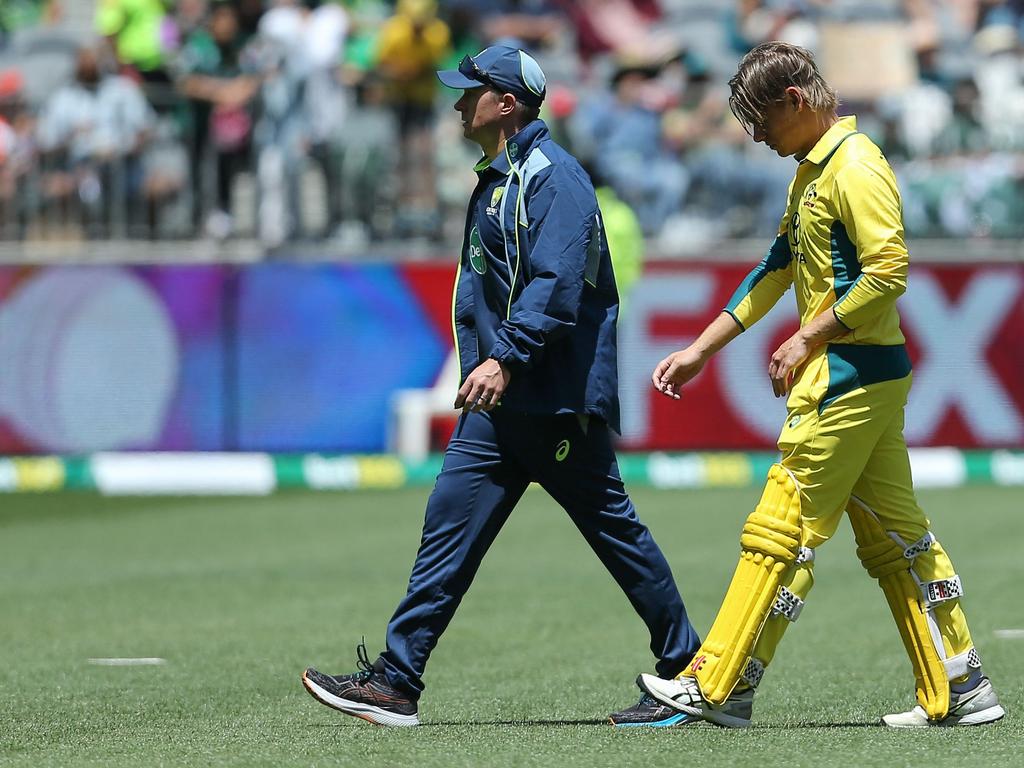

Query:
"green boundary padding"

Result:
[[964, 451, 995, 483], [63, 457, 94, 490], [273, 455, 308, 488]]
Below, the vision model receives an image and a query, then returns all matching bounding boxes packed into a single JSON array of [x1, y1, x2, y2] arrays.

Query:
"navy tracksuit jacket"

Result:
[[379, 120, 699, 698]]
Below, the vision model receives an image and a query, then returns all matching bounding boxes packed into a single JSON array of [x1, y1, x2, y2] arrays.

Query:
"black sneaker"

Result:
[[302, 642, 419, 727], [609, 691, 700, 728]]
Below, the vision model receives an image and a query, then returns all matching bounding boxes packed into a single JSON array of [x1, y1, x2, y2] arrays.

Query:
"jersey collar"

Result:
[[474, 154, 506, 176], [802, 115, 858, 165], [472, 119, 549, 176]]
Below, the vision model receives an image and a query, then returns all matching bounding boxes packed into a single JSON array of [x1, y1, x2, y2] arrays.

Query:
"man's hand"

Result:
[[768, 308, 847, 397], [651, 347, 707, 400], [650, 312, 743, 400], [455, 359, 512, 413], [768, 331, 812, 397]]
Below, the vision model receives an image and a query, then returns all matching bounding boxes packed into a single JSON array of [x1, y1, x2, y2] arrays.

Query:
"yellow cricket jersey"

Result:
[[725, 116, 912, 410]]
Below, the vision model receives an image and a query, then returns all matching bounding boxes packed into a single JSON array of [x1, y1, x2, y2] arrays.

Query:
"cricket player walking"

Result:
[[637, 42, 1004, 728]]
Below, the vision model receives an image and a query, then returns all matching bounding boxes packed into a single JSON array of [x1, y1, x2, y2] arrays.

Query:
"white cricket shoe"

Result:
[[637, 673, 753, 728], [882, 677, 1005, 728]]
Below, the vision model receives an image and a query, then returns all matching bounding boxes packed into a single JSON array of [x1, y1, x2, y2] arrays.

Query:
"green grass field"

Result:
[[1, 485, 1020, 767]]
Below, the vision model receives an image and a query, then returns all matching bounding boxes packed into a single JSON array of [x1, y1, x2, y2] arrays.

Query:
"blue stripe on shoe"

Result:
[[614, 712, 695, 727]]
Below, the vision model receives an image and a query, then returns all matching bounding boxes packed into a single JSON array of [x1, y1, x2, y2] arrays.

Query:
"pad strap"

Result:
[[924, 575, 963, 606], [771, 586, 804, 622], [944, 646, 982, 680], [741, 657, 765, 688], [903, 532, 935, 560]]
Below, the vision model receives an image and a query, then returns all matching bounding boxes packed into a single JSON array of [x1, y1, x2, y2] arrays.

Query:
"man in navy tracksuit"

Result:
[[302, 45, 700, 728]]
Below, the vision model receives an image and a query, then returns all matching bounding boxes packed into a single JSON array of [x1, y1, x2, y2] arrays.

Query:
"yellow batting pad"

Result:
[[685, 465, 802, 704], [847, 498, 949, 721]]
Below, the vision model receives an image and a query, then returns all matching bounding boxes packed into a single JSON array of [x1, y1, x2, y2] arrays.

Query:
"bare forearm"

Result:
[[651, 313, 741, 400], [693, 311, 744, 361], [800, 308, 848, 347], [179, 75, 258, 105], [767, 307, 847, 397], [179, 75, 219, 101]]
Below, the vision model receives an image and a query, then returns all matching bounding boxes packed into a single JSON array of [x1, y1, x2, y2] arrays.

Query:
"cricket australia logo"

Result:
[[486, 186, 503, 216], [802, 183, 817, 209], [468, 226, 487, 274]]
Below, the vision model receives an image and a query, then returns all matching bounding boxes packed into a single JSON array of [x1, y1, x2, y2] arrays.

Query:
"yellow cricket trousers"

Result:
[[751, 370, 974, 671]]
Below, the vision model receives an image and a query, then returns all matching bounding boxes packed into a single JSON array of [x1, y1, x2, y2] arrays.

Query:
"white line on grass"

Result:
[[994, 629, 1024, 639], [87, 658, 167, 666]]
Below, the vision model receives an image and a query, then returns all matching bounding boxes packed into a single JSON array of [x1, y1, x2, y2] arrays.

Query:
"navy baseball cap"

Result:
[[437, 45, 547, 107]]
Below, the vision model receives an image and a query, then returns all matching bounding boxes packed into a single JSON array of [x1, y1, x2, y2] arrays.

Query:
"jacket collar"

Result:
[[474, 119, 549, 176], [802, 115, 857, 165]]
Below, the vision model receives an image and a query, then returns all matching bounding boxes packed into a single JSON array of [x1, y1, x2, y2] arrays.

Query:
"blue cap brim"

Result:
[[437, 69, 481, 90]]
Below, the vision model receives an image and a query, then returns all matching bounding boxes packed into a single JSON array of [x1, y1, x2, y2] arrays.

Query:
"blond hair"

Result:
[[728, 42, 838, 132]]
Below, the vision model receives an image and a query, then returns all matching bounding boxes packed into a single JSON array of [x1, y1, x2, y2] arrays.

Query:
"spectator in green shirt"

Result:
[[95, 0, 171, 79], [0, 0, 60, 48], [174, 1, 259, 238], [587, 164, 644, 312]]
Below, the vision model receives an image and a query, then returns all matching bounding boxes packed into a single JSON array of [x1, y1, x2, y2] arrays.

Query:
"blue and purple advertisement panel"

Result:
[[0, 264, 451, 453]]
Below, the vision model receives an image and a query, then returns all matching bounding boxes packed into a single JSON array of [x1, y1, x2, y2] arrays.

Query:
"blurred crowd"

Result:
[[2, 0, 1024, 249]]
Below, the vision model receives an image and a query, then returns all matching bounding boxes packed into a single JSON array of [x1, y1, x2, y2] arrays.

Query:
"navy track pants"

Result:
[[379, 409, 700, 698]]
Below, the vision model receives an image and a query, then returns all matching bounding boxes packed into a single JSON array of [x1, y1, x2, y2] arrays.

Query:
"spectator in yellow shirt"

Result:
[[376, 0, 450, 236]]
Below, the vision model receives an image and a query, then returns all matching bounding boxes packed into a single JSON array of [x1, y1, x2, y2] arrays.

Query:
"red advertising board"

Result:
[[615, 262, 1024, 450]]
